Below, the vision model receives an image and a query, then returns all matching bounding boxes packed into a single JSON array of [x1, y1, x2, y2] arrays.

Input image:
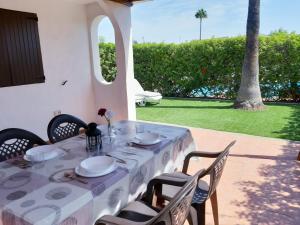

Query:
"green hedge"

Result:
[[99, 32, 300, 101]]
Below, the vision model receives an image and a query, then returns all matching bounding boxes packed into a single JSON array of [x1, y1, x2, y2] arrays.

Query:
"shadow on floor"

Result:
[[229, 153, 295, 161], [232, 141, 300, 225]]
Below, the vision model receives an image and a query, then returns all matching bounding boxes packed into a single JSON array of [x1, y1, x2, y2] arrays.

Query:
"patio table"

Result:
[[0, 120, 195, 225]]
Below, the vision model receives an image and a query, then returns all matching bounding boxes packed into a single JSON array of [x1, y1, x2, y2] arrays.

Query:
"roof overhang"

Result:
[[108, 0, 148, 7], [65, 0, 149, 6]]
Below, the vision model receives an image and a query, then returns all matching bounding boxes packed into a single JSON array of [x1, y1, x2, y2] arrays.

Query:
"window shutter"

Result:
[[0, 8, 45, 88], [0, 11, 12, 86]]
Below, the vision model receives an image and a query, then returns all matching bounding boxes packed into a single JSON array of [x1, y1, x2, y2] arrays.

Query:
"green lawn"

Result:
[[137, 99, 300, 141]]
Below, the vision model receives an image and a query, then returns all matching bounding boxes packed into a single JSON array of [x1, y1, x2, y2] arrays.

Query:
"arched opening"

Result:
[[91, 16, 117, 84]]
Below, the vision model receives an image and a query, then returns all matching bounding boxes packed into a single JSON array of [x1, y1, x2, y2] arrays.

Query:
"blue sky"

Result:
[[99, 0, 300, 43]]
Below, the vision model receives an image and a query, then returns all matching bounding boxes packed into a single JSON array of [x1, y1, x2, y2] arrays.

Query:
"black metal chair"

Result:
[[0, 128, 47, 162], [147, 141, 236, 225], [95, 170, 203, 225], [47, 114, 88, 143]]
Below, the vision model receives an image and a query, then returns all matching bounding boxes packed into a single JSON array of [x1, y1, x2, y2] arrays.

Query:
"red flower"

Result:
[[98, 108, 107, 117], [201, 67, 207, 75]]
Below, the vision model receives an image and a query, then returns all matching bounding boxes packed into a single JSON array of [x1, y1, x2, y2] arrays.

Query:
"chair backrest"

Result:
[[148, 170, 202, 225], [47, 114, 88, 143], [0, 128, 47, 162], [206, 140, 236, 197]]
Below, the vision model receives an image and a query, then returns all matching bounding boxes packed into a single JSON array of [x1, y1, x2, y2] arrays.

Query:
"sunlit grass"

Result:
[[137, 98, 300, 141]]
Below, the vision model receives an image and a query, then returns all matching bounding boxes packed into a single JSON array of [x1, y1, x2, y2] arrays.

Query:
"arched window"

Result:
[[91, 16, 117, 84]]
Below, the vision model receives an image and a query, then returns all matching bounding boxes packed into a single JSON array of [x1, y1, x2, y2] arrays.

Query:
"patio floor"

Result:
[[187, 127, 300, 225]]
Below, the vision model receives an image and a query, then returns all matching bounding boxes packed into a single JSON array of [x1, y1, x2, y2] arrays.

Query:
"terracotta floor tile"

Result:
[[187, 127, 300, 225]]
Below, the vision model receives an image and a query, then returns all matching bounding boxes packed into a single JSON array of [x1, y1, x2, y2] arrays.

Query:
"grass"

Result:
[[137, 98, 300, 141]]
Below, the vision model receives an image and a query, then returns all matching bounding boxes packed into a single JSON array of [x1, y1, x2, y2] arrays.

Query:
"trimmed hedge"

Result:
[[99, 32, 300, 101]]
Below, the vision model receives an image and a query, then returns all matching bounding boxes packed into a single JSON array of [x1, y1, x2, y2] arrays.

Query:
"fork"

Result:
[[105, 154, 127, 164]]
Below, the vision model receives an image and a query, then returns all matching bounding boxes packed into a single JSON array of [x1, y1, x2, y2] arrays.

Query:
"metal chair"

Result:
[[147, 141, 236, 225], [47, 114, 87, 143], [0, 128, 47, 162], [95, 170, 203, 225]]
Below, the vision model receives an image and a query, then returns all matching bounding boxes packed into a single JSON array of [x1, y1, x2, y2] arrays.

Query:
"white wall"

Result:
[[0, 0, 97, 139], [87, 0, 136, 123]]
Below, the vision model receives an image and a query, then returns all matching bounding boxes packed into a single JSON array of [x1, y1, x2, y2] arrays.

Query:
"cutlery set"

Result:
[[64, 172, 88, 184], [11, 159, 33, 169]]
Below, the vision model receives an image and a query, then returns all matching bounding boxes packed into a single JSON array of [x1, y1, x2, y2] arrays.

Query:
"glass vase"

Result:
[[108, 121, 112, 137]]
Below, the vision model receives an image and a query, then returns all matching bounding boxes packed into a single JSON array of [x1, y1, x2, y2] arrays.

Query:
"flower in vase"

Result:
[[98, 108, 107, 117], [98, 108, 115, 123], [98, 108, 115, 138]]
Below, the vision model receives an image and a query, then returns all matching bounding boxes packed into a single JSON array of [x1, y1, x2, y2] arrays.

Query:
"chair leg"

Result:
[[193, 202, 205, 225], [210, 191, 219, 225], [187, 207, 198, 225], [153, 184, 164, 208]]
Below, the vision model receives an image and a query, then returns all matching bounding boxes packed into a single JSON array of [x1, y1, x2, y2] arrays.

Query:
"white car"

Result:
[[134, 79, 162, 106]]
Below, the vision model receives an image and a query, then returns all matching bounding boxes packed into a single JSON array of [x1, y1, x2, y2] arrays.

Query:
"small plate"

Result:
[[24, 146, 64, 162], [75, 164, 116, 178], [133, 133, 161, 145]]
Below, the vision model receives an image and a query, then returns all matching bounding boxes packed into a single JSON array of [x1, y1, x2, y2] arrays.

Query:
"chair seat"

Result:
[[161, 172, 209, 204], [118, 201, 159, 222], [143, 91, 162, 97], [136, 92, 162, 99], [96, 171, 201, 225]]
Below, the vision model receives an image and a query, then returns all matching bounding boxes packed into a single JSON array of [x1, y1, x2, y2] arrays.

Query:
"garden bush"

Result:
[[99, 32, 300, 101]]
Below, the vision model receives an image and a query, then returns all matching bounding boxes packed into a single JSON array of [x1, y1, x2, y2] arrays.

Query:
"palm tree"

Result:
[[234, 0, 265, 110], [195, 9, 208, 40]]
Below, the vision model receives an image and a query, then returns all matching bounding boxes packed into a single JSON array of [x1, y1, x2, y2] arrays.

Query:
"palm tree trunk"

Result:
[[200, 18, 202, 40], [234, 0, 265, 110]]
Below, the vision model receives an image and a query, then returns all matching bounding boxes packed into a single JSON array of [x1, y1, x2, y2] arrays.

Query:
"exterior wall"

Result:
[[0, 0, 97, 139], [0, 0, 136, 139]]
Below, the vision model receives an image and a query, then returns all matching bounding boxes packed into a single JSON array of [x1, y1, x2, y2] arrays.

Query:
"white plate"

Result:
[[133, 133, 161, 145], [25, 146, 63, 162], [75, 164, 116, 178], [80, 156, 115, 174]]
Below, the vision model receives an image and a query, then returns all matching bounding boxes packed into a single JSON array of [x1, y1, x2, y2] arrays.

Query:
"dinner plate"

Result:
[[132, 133, 161, 145], [75, 164, 116, 178], [80, 156, 115, 174], [24, 146, 64, 162]]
